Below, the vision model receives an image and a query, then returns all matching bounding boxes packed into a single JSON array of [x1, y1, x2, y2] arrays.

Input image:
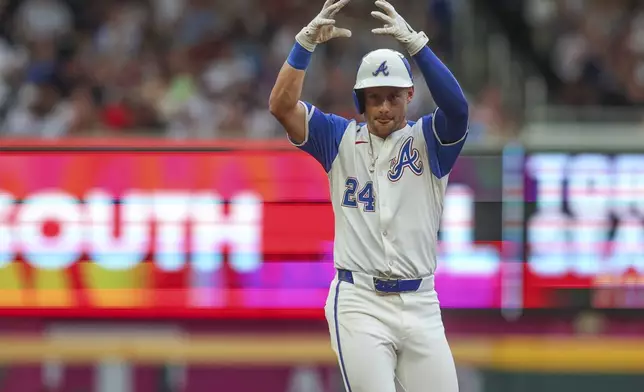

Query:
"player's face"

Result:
[[363, 86, 413, 138]]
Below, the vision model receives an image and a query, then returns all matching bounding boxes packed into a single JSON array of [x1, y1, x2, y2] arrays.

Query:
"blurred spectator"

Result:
[[14, 0, 73, 44], [174, 0, 219, 47], [93, 1, 146, 61], [426, 0, 454, 61], [1, 70, 74, 138], [468, 85, 515, 141]]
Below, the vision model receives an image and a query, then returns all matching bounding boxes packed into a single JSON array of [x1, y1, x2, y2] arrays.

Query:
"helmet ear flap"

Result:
[[353, 89, 365, 114]]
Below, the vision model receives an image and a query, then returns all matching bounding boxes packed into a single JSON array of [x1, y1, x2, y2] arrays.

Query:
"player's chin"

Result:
[[373, 120, 395, 135]]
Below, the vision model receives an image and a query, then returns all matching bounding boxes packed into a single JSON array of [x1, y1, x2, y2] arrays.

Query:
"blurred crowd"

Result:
[[4, 0, 644, 140], [526, 0, 644, 106], [0, 0, 470, 139]]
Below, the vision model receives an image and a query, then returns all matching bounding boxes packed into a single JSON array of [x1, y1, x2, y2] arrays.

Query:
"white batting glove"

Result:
[[371, 0, 429, 56], [296, 0, 352, 52]]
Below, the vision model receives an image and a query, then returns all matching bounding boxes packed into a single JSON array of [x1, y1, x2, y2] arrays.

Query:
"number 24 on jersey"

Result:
[[341, 178, 376, 212]]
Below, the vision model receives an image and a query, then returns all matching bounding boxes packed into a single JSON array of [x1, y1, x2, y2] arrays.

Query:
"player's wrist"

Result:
[[295, 26, 318, 53], [401, 31, 429, 56], [287, 41, 314, 70]]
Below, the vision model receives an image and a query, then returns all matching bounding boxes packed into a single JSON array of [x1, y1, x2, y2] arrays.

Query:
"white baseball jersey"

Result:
[[291, 101, 467, 279]]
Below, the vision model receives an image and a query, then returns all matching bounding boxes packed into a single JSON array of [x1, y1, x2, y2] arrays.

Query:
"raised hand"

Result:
[[296, 0, 352, 52], [370, 0, 428, 56]]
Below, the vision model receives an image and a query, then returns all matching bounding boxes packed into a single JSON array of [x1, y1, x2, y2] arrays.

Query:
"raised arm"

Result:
[[412, 47, 468, 145], [268, 0, 352, 145], [371, 0, 468, 177], [268, 62, 308, 144]]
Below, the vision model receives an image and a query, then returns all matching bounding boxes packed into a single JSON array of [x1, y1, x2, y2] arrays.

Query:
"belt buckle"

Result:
[[373, 277, 400, 295]]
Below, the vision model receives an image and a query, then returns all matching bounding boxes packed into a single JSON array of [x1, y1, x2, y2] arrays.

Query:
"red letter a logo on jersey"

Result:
[[388, 136, 423, 182]]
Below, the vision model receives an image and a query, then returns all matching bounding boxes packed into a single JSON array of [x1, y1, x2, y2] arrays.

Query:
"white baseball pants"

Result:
[[324, 272, 459, 392]]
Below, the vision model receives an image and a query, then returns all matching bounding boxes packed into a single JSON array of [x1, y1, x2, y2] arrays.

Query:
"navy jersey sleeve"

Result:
[[288, 101, 350, 173], [422, 109, 468, 179]]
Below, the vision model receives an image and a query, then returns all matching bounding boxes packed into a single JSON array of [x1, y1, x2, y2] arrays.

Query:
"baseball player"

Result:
[[269, 1, 468, 391]]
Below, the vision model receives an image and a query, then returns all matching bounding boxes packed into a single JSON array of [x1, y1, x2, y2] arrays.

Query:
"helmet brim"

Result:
[[353, 76, 414, 90]]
